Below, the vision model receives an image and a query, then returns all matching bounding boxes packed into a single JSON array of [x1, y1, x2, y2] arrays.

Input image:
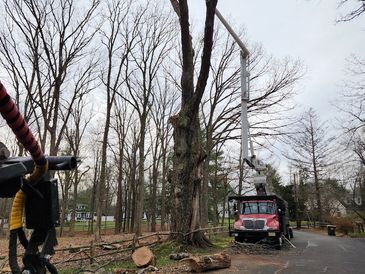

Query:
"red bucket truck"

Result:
[[215, 9, 293, 250], [228, 195, 292, 249]]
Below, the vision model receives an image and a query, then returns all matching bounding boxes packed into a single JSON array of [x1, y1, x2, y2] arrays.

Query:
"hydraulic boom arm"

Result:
[[215, 8, 270, 195]]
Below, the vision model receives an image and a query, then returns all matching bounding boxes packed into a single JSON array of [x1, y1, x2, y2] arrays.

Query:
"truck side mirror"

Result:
[[233, 203, 237, 212]]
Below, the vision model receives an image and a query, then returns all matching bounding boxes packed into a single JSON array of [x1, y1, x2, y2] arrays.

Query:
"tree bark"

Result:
[[184, 253, 231, 272], [115, 155, 124, 234], [160, 145, 168, 231], [135, 115, 147, 236], [69, 169, 80, 235], [170, 0, 218, 246]]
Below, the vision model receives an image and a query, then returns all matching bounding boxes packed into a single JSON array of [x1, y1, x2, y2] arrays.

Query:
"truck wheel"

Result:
[[289, 227, 294, 239], [275, 236, 282, 250]]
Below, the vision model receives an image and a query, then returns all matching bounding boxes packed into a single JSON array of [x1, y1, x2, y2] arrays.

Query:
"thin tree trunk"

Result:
[[69, 169, 79, 235], [160, 148, 167, 231], [221, 176, 228, 227], [151, 169, 157, 232], [115, 163, 124, 233], [311, 129, 322, 222], [59, 191, 68, 237], [89, 156, 99, 235], [135, 116, 147, 236], [95, 108, 112, 241]]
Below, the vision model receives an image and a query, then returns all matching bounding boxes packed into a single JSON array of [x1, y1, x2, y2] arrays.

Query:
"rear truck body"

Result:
[[228, 195, 291, 249]]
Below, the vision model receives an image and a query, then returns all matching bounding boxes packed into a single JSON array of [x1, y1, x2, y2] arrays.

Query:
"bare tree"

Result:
[[0, 0, 100, 156], [338, 56, 365, 133], [151, 78, 178, 231], [338, 0, 365, 21], [123, 125, 140, 233], [58, 162, 73, 237], [63, 97, 92, 234], [95, 0, 139, 240], [120, 3, 176, 236], [110, 99, 134, 233], [169, 0, 218, 246], [286, 108, 335, 222]]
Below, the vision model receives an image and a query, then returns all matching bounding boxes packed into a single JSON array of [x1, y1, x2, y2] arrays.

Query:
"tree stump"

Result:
[[131, 246, 156, 268], [184, 253, 231, 272]]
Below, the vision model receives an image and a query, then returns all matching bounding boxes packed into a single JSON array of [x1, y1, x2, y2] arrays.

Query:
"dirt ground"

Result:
[[0, 229, 172, 273]]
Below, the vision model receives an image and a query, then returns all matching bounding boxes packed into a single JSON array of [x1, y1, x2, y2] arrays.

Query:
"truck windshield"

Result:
[[242, 201, 276, 214]]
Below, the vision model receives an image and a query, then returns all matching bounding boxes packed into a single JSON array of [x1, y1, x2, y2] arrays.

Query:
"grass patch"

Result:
[[211, 235, 232, 249], [59, 268, 78, 274]]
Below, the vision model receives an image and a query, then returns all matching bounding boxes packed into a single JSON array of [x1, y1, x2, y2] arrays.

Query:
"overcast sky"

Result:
[[185, 0, 365, 121], [180, 0, 364, 179]]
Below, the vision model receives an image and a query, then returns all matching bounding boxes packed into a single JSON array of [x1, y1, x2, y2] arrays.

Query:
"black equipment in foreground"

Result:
[[0, 156, 77, 197], [0, 156, 78, 274]]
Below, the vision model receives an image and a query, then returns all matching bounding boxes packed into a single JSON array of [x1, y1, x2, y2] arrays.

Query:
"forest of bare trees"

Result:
[[1, 0, 364, 249]]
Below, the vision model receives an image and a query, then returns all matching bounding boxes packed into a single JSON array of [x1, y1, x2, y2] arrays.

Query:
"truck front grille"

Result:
[[244, 219, 265, 229]]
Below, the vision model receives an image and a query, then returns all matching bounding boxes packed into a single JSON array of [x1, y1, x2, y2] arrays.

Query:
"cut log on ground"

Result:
[[131, 246, 156, 268], [183, 253, 231, 272]]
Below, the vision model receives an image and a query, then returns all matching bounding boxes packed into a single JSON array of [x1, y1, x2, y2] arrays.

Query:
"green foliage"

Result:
[[266, 165, 296, 220], [207, 149, 233, 224], [211, 235, 232, 248]]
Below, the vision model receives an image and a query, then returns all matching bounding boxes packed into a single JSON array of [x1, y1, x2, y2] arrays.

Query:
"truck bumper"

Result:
[[230, 229, 280, 240]]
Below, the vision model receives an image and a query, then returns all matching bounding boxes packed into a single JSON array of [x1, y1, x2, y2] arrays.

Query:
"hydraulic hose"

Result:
[[0, 81, 46, 165], [0, 81, 48, 273]]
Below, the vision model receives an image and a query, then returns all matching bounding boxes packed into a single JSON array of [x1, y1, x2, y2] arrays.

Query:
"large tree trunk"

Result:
[[200, 137, 212, 228], [170, 0, 218, 246], [171, 113, 211, 246]]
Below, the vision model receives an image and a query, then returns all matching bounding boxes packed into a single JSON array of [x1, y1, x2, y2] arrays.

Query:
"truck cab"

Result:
[[229, 195, 291, 249]]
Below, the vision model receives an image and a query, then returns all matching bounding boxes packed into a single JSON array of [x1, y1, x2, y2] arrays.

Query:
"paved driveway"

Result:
[[212, 230, 365, 274]]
